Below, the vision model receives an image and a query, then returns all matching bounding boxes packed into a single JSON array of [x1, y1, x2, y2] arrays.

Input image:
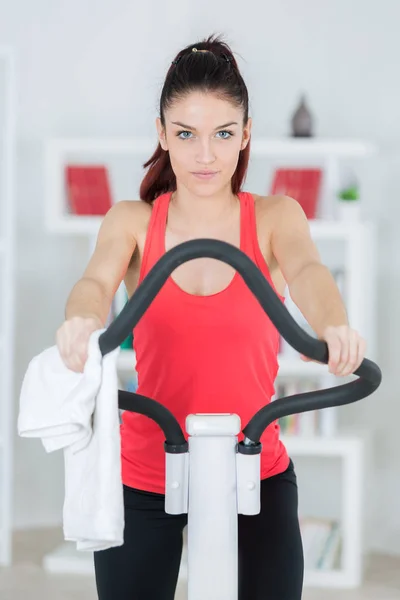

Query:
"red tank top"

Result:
[[120, 191, 290, 493]]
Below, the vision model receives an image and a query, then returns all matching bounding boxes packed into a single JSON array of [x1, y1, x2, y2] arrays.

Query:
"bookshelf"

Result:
[[44, 136, 375, 235], [42, 135, 377, 589], [0, 47, 16, 566]]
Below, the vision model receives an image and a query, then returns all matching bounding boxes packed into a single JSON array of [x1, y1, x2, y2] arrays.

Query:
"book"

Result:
[[275, 380, 321, 436], [300, 516, 341, 570], [65, 165, 113, 215], [270, 168, 322, 219]]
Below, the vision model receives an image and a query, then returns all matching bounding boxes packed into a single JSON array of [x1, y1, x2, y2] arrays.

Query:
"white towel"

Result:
[[18, 329, 124, 552]]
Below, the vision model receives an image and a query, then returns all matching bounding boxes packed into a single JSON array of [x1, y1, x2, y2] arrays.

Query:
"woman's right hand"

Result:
[[56, 316, 103, 373]]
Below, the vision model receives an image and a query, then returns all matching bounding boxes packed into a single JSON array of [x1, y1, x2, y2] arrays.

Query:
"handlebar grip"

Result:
[[118, 390, 187, 448], [242, 357, 381, 444]]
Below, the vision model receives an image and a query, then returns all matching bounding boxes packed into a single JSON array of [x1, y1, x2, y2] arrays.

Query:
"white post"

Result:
[[185, 414, 241, 600], [341, 438, 364, 587], [321, 155, 340, 218], [0, 47, 15, 567]]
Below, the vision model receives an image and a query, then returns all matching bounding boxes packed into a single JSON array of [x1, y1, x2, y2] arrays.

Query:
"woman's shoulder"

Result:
[[247, 192, 304, 223], [247, 191, 298, 210], [245, 192, 308, 246], [102, 199, 152, 240], [110, 199, 152, 216], [109, 198, 152, 221]]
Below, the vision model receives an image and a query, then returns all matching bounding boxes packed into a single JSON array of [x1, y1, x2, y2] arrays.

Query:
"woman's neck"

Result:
[[170, 186, 239, 231]]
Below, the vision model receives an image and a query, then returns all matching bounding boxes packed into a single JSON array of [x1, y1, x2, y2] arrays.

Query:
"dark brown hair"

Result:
[[139, 34, 251, 204]]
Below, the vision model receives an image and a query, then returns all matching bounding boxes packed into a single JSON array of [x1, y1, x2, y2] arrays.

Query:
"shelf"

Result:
[[43, 531, 357, 589], [308, 219, 372, 240], [116, 349, 328, 379], [49, 214, 374, 238], [45, 137, 155, 155], [304, 568, 356, 588], [277, 355, 328, 377], [47, 214, 103, 235], [43, 542, 94, 575], [47, 211, 373, 240], [43, 540, 187, 580], [47, 210, 373, 238], [281, 433, 363, 457], [250, 137, 376, 158]]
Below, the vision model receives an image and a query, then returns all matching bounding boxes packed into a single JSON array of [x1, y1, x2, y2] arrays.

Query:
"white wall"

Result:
[[3, 0, 400, 554]]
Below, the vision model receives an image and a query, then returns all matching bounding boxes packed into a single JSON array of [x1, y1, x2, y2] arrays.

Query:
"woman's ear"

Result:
[[241, 116, 252, 150], [156, 117, 168, 151]]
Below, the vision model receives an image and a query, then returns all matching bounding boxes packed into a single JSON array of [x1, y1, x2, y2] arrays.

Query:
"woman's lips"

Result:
[[191, 171, 219, 180]]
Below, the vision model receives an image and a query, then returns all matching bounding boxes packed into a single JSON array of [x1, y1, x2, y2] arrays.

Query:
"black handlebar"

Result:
[[99, 239, 382, 447]]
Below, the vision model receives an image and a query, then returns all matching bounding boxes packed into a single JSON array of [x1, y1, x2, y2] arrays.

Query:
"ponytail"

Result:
[[139, 143, 176, 204]]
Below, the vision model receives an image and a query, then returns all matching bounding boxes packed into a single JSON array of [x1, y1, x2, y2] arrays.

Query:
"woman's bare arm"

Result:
[[269, 195, 348, 337], [65, 201, 139, 326], [269, 195, 366, 376]]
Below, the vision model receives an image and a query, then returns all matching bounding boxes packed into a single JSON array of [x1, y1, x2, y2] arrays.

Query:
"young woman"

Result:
[[56, 34, 366, 600]]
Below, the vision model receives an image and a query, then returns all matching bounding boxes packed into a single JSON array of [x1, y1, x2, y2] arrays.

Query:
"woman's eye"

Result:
[[216, 130, 233, 139], [177, 131, 192, 139]]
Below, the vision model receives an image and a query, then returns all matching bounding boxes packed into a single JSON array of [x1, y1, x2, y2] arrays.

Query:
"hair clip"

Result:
[[171, 55, 182, 66]]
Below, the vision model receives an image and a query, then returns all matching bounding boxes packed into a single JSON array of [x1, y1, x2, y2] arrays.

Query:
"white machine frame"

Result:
[[166, 413, 260, 600]]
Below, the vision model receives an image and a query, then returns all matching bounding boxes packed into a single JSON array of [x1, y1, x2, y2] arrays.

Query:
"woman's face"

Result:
[[156, 91, 251, 197]]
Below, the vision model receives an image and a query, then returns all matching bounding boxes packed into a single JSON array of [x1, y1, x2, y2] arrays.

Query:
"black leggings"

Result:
[[94, 458, 304, 600]]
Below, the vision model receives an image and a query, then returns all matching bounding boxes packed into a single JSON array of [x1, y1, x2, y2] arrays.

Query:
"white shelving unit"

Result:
[[42, 136, 377, 589], [44, 136, 376, 235], [284, 434, 365, 588], [0, 48, 16, 566]]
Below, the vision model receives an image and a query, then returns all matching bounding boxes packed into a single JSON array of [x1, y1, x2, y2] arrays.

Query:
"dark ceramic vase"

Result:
[[291, 94, 314, 137]]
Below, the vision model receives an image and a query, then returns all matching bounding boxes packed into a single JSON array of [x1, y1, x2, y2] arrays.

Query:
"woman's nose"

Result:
[[196, 139, 216, 165]]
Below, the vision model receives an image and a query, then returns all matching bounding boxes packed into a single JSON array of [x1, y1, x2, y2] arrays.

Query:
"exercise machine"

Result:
[[98, 239, 382, 600]]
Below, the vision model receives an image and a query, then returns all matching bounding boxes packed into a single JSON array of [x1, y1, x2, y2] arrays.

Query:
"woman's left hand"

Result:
[[300, 325, 367, 376]]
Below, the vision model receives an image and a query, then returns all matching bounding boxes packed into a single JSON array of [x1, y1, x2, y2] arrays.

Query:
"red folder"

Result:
[[65, 165, 113, 215], [270, 168, 322, 219]]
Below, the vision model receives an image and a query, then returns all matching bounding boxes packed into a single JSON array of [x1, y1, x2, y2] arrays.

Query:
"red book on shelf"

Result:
[[270, 168, 322, 219], [65, 165, 113, 215]]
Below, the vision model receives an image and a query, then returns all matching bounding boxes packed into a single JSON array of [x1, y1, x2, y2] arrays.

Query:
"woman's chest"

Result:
[[133, 280, 280, 355], [125, 195, 282, 298]]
